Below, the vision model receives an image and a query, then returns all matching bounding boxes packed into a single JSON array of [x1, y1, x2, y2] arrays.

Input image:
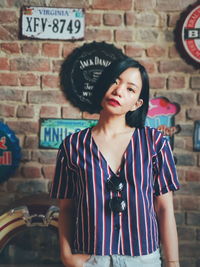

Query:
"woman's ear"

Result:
[[131, 99, 143, 111]]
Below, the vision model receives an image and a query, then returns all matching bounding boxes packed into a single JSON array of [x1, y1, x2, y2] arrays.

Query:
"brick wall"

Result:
[[0, 0, 199, 266]]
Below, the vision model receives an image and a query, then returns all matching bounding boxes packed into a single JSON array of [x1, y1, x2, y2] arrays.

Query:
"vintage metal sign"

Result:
[[60, 42, 126, 113], [40, 119, 97, 149], [145, 97, 180, 148], [175, 2, 200, 68], [21, 6, 85, 40], [0, 122, 21, 183], [194, 120, 200, 151]]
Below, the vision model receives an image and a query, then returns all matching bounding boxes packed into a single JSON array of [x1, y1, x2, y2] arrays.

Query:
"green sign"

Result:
[[40, 119, 97, 149]]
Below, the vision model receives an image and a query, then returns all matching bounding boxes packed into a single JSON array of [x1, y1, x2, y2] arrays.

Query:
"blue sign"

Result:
[[40, 119, 97, 149]]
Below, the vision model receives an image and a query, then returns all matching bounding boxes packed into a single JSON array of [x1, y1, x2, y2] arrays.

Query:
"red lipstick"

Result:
[[107, 98, 120, 106]]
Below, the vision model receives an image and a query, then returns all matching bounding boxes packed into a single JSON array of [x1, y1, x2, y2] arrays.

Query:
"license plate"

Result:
[[21, 6, 85, 40]]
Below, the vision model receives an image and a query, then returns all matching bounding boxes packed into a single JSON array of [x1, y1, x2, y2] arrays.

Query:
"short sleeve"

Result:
[[50, 141, 76, 199], [153, 136, 180, 196]]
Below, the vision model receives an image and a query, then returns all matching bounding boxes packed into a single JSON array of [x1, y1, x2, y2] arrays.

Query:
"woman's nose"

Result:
[[112, 84, 124, 97]]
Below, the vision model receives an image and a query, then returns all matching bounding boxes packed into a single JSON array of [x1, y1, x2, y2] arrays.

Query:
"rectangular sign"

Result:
[[40, 119, 97, 149], [21, 6, 85, 40]]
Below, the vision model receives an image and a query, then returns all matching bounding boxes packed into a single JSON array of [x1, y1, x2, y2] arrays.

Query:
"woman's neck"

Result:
[[93, 111, 131, 136]]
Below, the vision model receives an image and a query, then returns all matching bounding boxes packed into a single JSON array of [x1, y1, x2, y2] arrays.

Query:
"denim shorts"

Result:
[[83, 249, 161, 267]]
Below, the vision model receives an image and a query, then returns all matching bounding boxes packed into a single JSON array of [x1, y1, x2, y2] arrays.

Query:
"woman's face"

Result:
[[100, 67, 143, 116]]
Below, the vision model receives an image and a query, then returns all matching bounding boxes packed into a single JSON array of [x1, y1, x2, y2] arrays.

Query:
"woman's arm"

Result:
[[58, 199, 90, 267], [154, 191, 180, 267]]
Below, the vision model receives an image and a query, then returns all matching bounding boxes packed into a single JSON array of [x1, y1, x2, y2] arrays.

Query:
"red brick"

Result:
[[2, 25, 18, 40], [42, 165, 56, 179], [168, 13, 180, 27], [0, 25, 14, 41], [0, 11, 17, 23], [103, 14, 122, 26], [22, 43, 40, 56], [20, 73, 39, 86], [169, 45, 180, 58], [156, 0, 195, 11], [125, 12, 136, 26], [177, 226, 196, 241], [21, 166, 42, 179], [7, 121, 39, 134], [92, 0, 132, 10], [1, 43, 20, 54], [137, 29, 159, 42], [187, 108, 200, 120], [24, 136, 38, 149], [146, 45, 166, 57], [34, 151, 58, 164], [191, 76, 200, 89], [115, 30, 134, 42], [28, 90, 66, 104], [42, 43, 60, 58], [180, 196, 200, 211], [62, 104, 82, 119], [168, 76, 185, 89], [86, 12, 101, 26], [149, 76, 166, 89], [40, 106, 60, 118], [0, 103, 15, 117], [42, 75, 59, 88], [10, 58, 50, 72], [187, 212, 200, 226], [17, 105, 35, 118], [0, 73, 18, 86], [62, 43, 78, 58], [139, 60, 156, 74], [159, 60, 195, 73], [136, 13, 157, 27], [82, 112, 100, 120], [52, 59, 63, 73], [0, 88, 24, 101], [0, 57, 9, 70], [135, 0, 155, 10], [85, 29, 112, 41], [125, 45, 144, 57]]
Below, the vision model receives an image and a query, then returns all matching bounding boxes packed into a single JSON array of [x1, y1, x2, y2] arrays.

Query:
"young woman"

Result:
[[51, 57, 180, 267]]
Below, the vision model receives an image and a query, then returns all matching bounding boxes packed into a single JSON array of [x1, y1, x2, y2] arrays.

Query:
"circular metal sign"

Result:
[[60, 41, 126, 113], [175, 2, 200, 68]]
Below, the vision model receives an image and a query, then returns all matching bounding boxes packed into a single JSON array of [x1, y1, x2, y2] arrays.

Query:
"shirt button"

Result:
[[114, 224, 120, 230]]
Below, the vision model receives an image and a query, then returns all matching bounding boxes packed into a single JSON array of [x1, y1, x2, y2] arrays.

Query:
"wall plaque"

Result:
[[40, 119, 97, 149], [174, 1, 200, 68], [0, 122, 21, 183], [145, 97, 180, 148], [60, 41, 126, 113], [21, 6, 85, 40]]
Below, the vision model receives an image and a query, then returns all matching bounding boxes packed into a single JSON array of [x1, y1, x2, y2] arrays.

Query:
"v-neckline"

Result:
[[90, 127, 137, 176]]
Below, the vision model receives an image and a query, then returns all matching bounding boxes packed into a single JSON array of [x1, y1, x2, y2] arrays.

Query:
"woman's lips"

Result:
[[107, 98, 120, 106]]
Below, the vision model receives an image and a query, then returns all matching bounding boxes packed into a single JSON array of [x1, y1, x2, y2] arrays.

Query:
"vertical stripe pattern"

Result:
[[50, 126, 180, 256]]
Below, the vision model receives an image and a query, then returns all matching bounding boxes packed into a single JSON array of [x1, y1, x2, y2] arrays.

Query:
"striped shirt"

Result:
[[50, 126, 180, 256]]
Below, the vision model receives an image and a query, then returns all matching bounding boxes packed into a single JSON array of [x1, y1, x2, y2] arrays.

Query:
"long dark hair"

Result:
[[91, 57, 149, 128]]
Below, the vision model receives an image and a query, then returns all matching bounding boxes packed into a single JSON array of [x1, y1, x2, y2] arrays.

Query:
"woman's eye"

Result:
[[128, 87, 135, 92]]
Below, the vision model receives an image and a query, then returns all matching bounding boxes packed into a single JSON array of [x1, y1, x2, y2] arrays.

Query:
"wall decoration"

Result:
[[145, 97, 180, 148], [194, 120, 200, 151], [40, 119, 97, 149], [21, 6, 84, 40], [0, 122, 21, 184], [60, 41, 126, 113], [174, 1, 200, 68]]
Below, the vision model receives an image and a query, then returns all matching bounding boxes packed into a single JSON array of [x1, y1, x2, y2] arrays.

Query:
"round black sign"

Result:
[[60, 41, 126, 113], [174, 1, 200, 69]]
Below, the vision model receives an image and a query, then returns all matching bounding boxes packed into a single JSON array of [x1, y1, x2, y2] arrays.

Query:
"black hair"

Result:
[[91, 57, 150, 128]]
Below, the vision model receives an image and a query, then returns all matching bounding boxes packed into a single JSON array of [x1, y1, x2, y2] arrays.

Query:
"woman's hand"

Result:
[[61, 253, 91, 267]]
